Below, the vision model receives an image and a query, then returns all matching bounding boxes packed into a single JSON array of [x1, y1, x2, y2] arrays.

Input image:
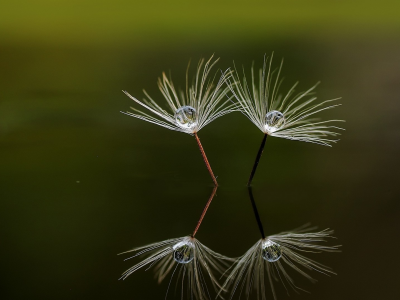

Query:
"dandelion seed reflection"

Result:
[[119, 187, 232, 300], [219, 187, 340, 300]]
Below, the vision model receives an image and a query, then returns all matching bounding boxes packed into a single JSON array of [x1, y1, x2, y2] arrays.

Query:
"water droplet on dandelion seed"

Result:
[[265, 110, 285, 132], [173, 241, 195, 264], [175, 106, 197, 130], [262, 239, 282, 262]]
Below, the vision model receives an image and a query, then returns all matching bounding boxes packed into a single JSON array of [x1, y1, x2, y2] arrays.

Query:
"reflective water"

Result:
[[1, 4, 400, 300]]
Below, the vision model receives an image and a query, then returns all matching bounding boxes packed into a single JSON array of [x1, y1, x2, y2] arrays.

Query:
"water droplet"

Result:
[[174, 106, 197, 130], [262, 239, 282, 262], [265, 110, 285, 132], [173, 240, 195, 264]]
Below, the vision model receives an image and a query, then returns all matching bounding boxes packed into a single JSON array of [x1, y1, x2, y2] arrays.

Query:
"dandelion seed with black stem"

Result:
[[225, 54, 344, 186]]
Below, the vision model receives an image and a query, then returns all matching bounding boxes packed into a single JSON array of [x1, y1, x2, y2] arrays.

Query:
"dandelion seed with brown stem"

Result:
[[122, 56, 236, 186]]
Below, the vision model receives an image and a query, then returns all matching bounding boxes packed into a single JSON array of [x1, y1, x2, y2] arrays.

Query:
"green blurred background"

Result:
[[1, 1, 399, 299]]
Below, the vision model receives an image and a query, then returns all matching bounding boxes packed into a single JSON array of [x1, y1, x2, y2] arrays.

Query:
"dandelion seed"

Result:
[[219, 187, 340, 300], [226, 54, 344, 186], [120, 187, 232, 300], [122, 56, 236, 186]]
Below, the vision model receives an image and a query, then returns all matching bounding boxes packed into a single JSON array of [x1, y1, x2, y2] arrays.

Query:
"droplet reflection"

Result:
[[173, 240, 195, 264], [175, 106, 197, 130], [265, 110, 285, 132], [262, 239, 282, 262]]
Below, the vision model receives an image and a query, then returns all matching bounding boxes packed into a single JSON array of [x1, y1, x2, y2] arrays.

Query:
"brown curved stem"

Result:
[[191, 186, 218, 237], [194, 133, 218, 186]]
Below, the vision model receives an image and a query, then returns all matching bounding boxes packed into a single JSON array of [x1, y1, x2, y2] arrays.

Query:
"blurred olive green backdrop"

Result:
[[1, 1, 400, 299]]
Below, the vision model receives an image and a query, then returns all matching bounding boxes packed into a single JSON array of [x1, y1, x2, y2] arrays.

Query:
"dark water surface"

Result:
[[1, 31, 400, 300]]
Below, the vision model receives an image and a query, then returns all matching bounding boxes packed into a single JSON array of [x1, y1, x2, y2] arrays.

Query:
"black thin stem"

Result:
[[248, 187, 265, 239], [247, 134, 268, 186]]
